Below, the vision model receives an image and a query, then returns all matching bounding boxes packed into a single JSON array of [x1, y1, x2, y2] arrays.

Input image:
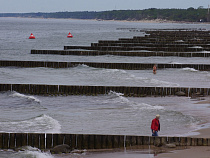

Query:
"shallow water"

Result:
[[0, 91, 204, 136], [0, 148, 156, 158], [0, 66, 210, 87]]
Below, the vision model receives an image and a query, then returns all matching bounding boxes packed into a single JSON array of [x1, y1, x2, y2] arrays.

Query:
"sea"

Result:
[[0, 17, 210, 157]]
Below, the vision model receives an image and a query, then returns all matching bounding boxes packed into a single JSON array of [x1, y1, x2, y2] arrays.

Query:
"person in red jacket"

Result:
[[151, 114, 160, 136]]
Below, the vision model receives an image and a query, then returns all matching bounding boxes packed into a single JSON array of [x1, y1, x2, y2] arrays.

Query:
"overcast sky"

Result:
[[0, 0, 209, 13]]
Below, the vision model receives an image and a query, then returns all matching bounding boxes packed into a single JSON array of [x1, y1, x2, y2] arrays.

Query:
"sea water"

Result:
[[1, 17, 210, 157]]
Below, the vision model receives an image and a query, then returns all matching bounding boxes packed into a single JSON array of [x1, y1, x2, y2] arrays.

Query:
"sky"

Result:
[[0, 0, 209, 13]]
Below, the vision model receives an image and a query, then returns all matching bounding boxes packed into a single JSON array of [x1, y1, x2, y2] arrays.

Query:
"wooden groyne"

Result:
[[62, 30, 210, 53], [0, 133, 209, 150], [1, 60, 210, 70], [31, 49, 210, 57], [63, 45, 207, 52], [0, 84, 209, 97], [31, 30, 210, 57]]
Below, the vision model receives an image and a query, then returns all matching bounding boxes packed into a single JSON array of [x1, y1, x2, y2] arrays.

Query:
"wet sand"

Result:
[[157, 146, 210, 158]]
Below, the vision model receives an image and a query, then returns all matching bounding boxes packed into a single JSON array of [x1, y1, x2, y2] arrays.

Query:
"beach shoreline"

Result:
[[157, 99, 210, 158]]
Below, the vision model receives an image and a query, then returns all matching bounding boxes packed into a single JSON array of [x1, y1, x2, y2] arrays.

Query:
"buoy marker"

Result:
[[29, 33, 35, 39], [67, 32, 73, 38]]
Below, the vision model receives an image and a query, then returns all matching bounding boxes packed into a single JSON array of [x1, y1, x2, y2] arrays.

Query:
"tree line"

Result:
[[0, 7, 209, 22]]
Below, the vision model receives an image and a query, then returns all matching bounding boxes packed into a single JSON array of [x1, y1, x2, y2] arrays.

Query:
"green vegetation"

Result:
[[0, 7, 209, 22]]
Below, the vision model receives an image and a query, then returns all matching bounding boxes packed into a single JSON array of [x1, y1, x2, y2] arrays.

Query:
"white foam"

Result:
[[182, 67, 198, 72], [0, 114, 61, 133], [20, 146, 54, 158], [175, 40, 184, 42], [202, 50, 210, 53], [145, 78, 180, 87], [190, 46, 203, 48], [76, 64, 90, 68], [10, 91, 41, 103], [108, 91, 130, 104], [118, 71, 179, 87], [107, 91, 164, 110], [103, 68, 127, 74]]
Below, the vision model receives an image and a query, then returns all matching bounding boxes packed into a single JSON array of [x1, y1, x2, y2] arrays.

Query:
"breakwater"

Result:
[[0, 133, 209, 150], [63, 45, 208, 52], [0, 84, 208, 97], [64, 30, 210, 51], [31, 30, 210, 57], [1, 60, 210, 70], [31, 49, 210, 57]]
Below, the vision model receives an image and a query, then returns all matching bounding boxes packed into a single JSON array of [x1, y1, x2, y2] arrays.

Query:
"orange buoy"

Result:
[[67, 32, 73, 38], [29, 33, 35, 39]]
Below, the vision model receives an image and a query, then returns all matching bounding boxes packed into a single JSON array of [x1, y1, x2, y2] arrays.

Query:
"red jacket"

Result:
[[151, 118, 160, 131]]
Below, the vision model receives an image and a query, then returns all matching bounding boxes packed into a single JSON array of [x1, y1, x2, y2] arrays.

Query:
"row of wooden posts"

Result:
[[0, 133, 210, 150], [59, 30, 210, 56], [0, 84, 208, 97], [31, 49, 210, 57], [63, 45, 207, 52], [1, 60, 210, 70]]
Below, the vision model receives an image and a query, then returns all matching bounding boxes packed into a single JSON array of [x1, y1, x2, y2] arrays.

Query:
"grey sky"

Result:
[[0, 0, 209, 13]]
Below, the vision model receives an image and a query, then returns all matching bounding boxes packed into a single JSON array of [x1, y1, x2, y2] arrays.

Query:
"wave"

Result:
[[9, 91, 41, 103], [103, 68, 127, 74], [0, 114, 61, 133], [190, 46, 203, 48], [19, 146, 53, 158], [128, 75, 179, 87], [182, 67, 198, 72], [128, 102, 164, 110], [168, 62, 182, 64], [145, 78, 179, 87], [107, 91, 164, 110], [202, 50, 210, 53], [74, 65, 179, 87], [107, 91, 130, 104], [75, 64, 90, 69], [107, 69, 179, 87], [75, 64, 128, 74]]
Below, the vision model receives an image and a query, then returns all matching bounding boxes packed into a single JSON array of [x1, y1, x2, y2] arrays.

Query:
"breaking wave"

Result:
[[106, 91, 164, 110], [0, 114, 61, 133], [19, 146, 53, 158], [75, 64, 90, 69], [182, 67, 198, 72], [9, 91, 41, 103], [107, 90, 130, 104]]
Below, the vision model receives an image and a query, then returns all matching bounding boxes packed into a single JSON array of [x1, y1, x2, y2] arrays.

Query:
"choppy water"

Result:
[[0, 65, 210, 87], [1, 17, 210, 157]]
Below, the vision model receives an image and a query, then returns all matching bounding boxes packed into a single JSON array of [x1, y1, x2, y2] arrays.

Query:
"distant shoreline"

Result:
[[1, 16, 208, 24]]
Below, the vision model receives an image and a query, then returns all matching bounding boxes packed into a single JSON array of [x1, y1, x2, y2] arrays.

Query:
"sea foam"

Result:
[[0, 114, 61, 133], [20, 146, 53, 158], [182, 67, 198, 72], [107, 91, 164, 110], [9, 91, 41, 103]]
